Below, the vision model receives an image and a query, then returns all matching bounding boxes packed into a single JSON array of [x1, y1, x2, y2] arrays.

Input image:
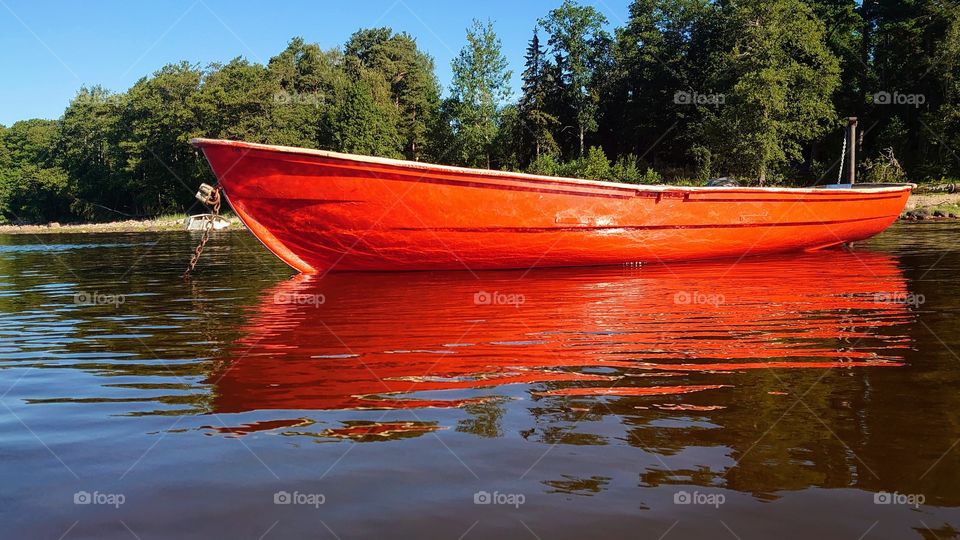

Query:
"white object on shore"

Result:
[[184, 214, 230, 231]]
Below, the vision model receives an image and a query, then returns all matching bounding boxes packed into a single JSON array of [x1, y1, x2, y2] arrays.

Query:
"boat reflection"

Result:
[[210, 250, 914, 415]]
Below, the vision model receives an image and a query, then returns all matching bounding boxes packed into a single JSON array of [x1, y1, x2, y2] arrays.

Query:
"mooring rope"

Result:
[[837, 133, 847, 184]]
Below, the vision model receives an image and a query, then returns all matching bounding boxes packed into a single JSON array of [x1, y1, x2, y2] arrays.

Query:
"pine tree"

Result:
[[518, 28, 560, 164]]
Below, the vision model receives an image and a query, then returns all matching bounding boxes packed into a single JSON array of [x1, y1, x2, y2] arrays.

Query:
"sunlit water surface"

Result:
[[1, 223, 959, 539]]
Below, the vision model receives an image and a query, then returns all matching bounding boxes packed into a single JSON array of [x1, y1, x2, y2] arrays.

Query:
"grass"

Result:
[[156, 211, 237, 222], [155, 213, 189, 222], [927, 203, 960, 216]]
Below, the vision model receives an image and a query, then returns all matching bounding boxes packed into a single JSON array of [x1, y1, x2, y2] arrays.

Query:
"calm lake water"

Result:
[[1, 223, 959, 539]]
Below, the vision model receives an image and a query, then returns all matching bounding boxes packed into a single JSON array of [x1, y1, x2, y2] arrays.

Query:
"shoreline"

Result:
[[0, 191, 957, 235], [0, 215, 246, 235], [901, 191, 960, 220]]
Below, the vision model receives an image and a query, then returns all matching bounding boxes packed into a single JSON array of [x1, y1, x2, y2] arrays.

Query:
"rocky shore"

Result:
[[901, 191, 960, 221]]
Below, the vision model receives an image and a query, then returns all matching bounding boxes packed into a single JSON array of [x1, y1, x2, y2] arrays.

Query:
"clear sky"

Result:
[[0, 0, 629, 126]]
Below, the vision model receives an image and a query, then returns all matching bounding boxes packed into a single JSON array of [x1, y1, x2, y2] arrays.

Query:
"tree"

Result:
[[868, 0, 960, 179], [329, 74, 403, 157], [267, 37, 343, 148], [56, 86, 126, 220], [540, 0, 610, 157], [601, 0, 716, 166], [0, 125, 8, 171], [491, 103, 523, 170], [193, 57, 277, 142], [704, 0, 841, 184], [1, 164, 72, 223], [518, 28, 560, 165], [116, 62, 206, 215], [0, 119, 74, 223], [448, 19, 513, 168], [344, 28, 442, 160]]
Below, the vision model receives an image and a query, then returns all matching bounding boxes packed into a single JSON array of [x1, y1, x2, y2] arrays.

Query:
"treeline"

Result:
[[0, 0, 958, 223]]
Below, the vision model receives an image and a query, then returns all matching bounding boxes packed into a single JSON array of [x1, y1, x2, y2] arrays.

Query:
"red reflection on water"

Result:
[[533, 384, 731, 397], [209, 251, 913, 413]]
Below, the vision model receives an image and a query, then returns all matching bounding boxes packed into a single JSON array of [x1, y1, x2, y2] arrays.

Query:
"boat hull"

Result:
[[192, 139, 912, 274]]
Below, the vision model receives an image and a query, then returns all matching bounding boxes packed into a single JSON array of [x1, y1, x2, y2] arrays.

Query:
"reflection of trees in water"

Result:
[[456, 398, 508, 438], [915, 523, 960, 540], [528, 353, 960, 506], [543, 474, 612, 496], [0, 233, 274, 415]]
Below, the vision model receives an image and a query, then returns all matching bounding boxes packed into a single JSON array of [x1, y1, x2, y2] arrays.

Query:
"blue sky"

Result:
[[0, 0, 628, 126]]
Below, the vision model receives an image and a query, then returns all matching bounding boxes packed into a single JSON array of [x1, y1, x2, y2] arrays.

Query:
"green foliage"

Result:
[[448, 19, 513, 168], [0, 164, 73, 223], [4, 118, 59, 165], [344, 28, 442, 160], [0, 119, 77, 223], [329, 76, 403, 157], [527, 154, 560, 176], [527, 154, 561, 176], [518, 28, 560, 166], [703, 0, 840, 184], [56, 86, 125, 219], [689, 145, 711, 183], [0, 125, 8, 170], [601, 0, 715, 164], [581, 146, 612, 180], [193, 58, 277, 142], [540, 0, 610, 157], [640, 167, 663, 184], [266, 37, 341, 148], [558, 146, 611, 180], [490, 104, 523, 171], [610, 154, 641, 183], [122, 62, 207, 216]]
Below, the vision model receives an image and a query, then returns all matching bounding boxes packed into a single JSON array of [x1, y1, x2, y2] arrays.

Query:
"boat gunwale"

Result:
[[191, 138, 915, 196]]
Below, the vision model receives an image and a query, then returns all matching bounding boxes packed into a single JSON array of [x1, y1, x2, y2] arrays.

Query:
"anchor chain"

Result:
[[182, 184, 222, 279]]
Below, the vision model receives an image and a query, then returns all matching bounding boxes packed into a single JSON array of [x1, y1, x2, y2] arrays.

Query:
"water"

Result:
[[1, 223, 959, 539]]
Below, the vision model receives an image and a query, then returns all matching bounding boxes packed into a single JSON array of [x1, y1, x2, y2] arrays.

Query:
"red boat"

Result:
[[208, 251, 912, 416], [192, 138, 913, 273]]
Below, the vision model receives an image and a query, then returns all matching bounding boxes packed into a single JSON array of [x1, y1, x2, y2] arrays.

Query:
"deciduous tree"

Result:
[[448, 19, 513, 168]]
